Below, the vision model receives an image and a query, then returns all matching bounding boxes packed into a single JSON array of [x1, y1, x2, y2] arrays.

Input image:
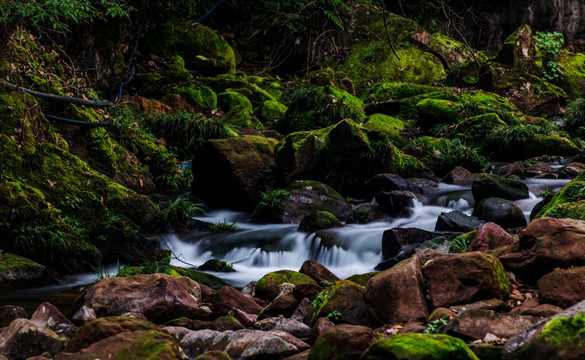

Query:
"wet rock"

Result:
[[31, 302, 77, 338], [443, 166, 478, 185], [382, 227, 438, 260], [346, 203, 387, 224], [255, 270, 317, 301], [421, 251, 510, 308], [445, 309, 537, 341], [365, 258, 428, 324], [299, 260, 340, 285], [228, 309, 257, 328], [292, 298, 313, 325], [213, 286, 263, 316], [435, 210, 484, 233], [192, 135, 278, 211], [70, 273, 201, 324], [472, 174, 529, 202], [361, 333, 477, 360], [375, 190, 416, 216], [254, 318, 311, 339], [473, 197, 527, 229], [298, 211, 342, 233], [58, 329, 183, 360], [498, 217, 585, 279], [258, 292, 299, 320], [495, 162, 526, 179], [165, 327, 309, 360], [365, 173, 423, 200], [310, 280, 371, 326], [0, 318, 64, 360], [524, 163, 558, 178], [538, 266, 585, 308], [0, 252, 51, 287], [293, 283, 323, 301], [0, 305, 26, 325], [309, 324, 377, 360], [559, 162, 585, 179], [449, 299, 511, 315], [512, 304, 563, 317], [308, 317, 334, 345], [467, 222, 517, 252]]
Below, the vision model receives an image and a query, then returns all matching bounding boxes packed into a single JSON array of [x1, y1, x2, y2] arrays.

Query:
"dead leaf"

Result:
[[47, 179, 56, 187]]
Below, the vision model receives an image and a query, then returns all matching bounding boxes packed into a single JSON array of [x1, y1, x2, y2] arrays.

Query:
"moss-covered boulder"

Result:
[[361, 333, 479, 360], [143, 22, 236, 75], [507, 134, 580, 160], [170, 266, 230, 289], [362, 114, 407, 148], [255, 270, 317, 301], [472, 174, 529, 203], [493, 24, 541, 75], [457, 113, 507, 151], [557, 50, 585, 99], [277, 84, 365, 134], [308, 325, 377, 360], [217, 91, 253, 114], [305, 68, 356, 95], [256, 99, 287, 124], [191, 135, 278, 211], [275, 119, 427, 195], [0, 251, 49, 287], [536, 172, 585, 219], [298, 211, 343, 233], [310, 280, 371, 325], [416, 98, 464, 130], [173, 85, 217, 108]]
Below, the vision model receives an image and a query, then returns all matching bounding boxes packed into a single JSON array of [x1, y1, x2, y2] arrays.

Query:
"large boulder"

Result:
[[192, 135, 278, 211], [212, 286, 263, 316], [165, 327, 309, 360], [310, 281, 371, 326], [375, 190, 416, 216], [0, 251, 49, 287], [0, 318, 64, 360], [364, 258, 428, 324], [498, 217, 585, 279], [30, 302, 77, 338], [493, 25, 541, 75], [70, 273, 201, 324], [467, 222, 517, 252], [360, 333, 478, 360], [298, 211, 343, 233], [381, 227, 438, 260], [143, 22, 236, 75], [275, 119, 426, 196], [346, 203, 387, 224], [421, 251, 510, 308], [473, 197, 527, 229], [365, 173, 424, 200], [255, 270, 317, 301], [435, 210, 484, 233], [445, 309, 537, 341], [472, 174, 529, 203], [535, 171, 585, 219], [308, 324, 377, 360], [538, 266, 585, 308], [299, 260, 340, 285]]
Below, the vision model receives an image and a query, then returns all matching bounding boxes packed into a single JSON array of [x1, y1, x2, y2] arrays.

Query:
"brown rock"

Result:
[[309, 317, 334, 345], [398, 319, 426, 334], [559, 162, 585, 178], [64, 315, 159, 353], [468, 222, 517, 252], [0, 305, 26, 325], [213, 286, 263, 316], [0, 319, 63, 360], [498, 217, 585, 279], [444, 309, 537, 341], [538, 266, 585, 308], [31, 302, 77, 338], [228, 308, 258, 328], [70, 273, 201, 324], [422, 252, 510, 308], [258, 293, 299, 320], [524, 163, 558, 178], [428, 307, 456, 322], [443, 166, 478, 185], [311, 280, 371, 326], [381, 227, 437, 260], [364, 258, 428, 324], [123, 95, 172, 114], [299, 260, 340, 285], [200, 284, 216, 302], [309, 324, 377, 360], [254, 317, 311, 339], [449, 299, 511, 314], [293, 283, 323, 301], [495, 162, 526, 179], [513, 304, 563, 317]]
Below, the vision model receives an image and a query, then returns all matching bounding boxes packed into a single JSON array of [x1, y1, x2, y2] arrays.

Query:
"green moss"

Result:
[[344, 272, 380, 286], [170, 266, 230, 289], [557, 50, 585, 99], [310, 280, 364, 324], [457, 113, 507, 151], [363, 114, 406, 147], [361, 333, 479, 360], [173, 85, 218, 109], [0, 251, 44, 274], [194, 350, 233, 360], [362, 82, 440, 103], [536, 175, 585, 219], [256, 270, 317, 300], [256, 99, 288, 124], [217, 91, 253, 114]]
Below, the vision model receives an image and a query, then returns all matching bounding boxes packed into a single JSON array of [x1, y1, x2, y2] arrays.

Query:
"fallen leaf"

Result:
[[47, 179, 56, 187]]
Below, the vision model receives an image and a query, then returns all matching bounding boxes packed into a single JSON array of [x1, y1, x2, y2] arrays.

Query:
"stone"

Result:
[[213, 286, 263, 316], [292, 298, 313, 325], [364, 173, 423, 200], [445, 309, 537, 341], [308, 317, 334, 345], [472, 197, 527, 229], [293, 283, 324, 301], [449, 299, 511, 315], [254, 318, 311, 339], [364, 258, 428, 324], [0, 319, 63, 360], [375, 190, 416, 216], [192, 135, 278, 211], [443, 166, 478, 185], [310, 280, 371, 326], [193, 351, 232, 360], [58, 330, 183, 360], [559, 162, 585, 179], [472, 174, 529, 203], [0, 252, 50, 287], [70, 273, 201, 324], [30, 302, 77, 338], [346, 203, 387, 224], [435, 210, 484, 232], [299, 260, 340, 285], [467, 222, 517, 252], [64, 315, 160, 353], [498, 217, 585, 279], [495, 162, 526, 179], [360, 333, 478, 360], [308, 324, 377, 360], [538, 266, 585, 308], [164, 327, 309, 360], [421, 251, 510, 308], [255, 270, 317, 301], [382, 227, 438, 260], [0, 305, 26, 325], [298, 211, 343, 233], [525, 163, 558, 178], [494, 25, 540, 75], [258, 293, 299, 320], [511, 303, 563, 317], [227, 309, 257, 328]]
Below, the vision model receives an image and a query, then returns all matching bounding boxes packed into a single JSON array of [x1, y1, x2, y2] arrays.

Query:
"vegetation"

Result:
[[163, 194, 206, 228], [209, 219, 238, 232], [424, 318, 449, 334], [535, 31, 566, 83]]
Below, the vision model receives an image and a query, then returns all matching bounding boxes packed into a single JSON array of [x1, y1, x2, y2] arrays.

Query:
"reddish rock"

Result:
[[213, 286, 263, 316], [364, 258, 428, 324], [200, 284, 216, 302], [512, 304, 563, 317], [311, 280, 371, 326], [299, 260, 340, 285], [498, 217, 585, 279], [309, 317, 334, 345], [0, 319, 63, 360], [258, 293, 299, 319], [398, 319, 426, 334], [0, 305, 26, 325], [444, 309, 537, 341], [559, 162, 585, 178], [309, 324, 377, 360], [524, 163, 558, 178], [495, 163, 526, 179], [70, 273, 201, 324], [31, 302, 77, 338], [228, 309, 257, 328], [468, 222, 517, 252], [538, 266, 585, 308], [64, 315, 159, 353], [443, 166, 478, 185], [293, 283, 323, 301], [422, 252, 510, 308], [292, 298, 313, 325], [449, 299, 511, 314]]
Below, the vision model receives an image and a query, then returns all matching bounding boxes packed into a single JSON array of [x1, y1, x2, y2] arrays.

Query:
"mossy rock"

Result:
[[416, 98, 465, 130], [255, 270, 317, 300], [363, 114, 407, 148], [305, 68, 356, 94], [143, 22, 236, 75], [344, 272, 380, 286], [255, 99, 287, 124], [457, 113, 507, 151], [362, 82, 440, 103], [199, 74, 279, 103], [217, 91, 253, 114], [507, 134, 580, 160], [0, 251, 49, 287], [310, 280, 370, 325], [493, 24, 541, 75], [361, 333, 479, 360], [277, 85, 366, 134], [557, 50, 585, 100], [170, 266, 230, 289], [225, 105, 262, 129], [194, 350, 232, 360], [536, 172, 585, 220], [298, 210, 342, 233], [173, 85, 218, 108]]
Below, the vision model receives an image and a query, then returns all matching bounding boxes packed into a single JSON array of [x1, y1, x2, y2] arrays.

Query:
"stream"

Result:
[[0, 178, 571, 316]]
